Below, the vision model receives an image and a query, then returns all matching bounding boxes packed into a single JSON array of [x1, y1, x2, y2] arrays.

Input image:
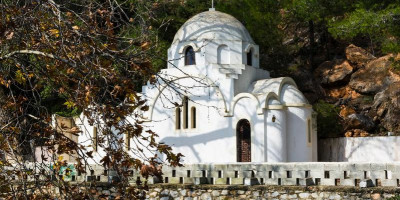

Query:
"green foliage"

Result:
[[361, 95, 374, 104], [128, 0, 285, 71], [124, 0, 211, 71], [313, 100, 343, 138], [286, 0, 324, 22], [328, 2, 400, 54], [390, 57, 400, 72], [218, 0, 283, 53], [388, 195, 400, 200]]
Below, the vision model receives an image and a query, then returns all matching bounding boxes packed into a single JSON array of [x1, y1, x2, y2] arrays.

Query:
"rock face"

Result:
[[349, 55, 393, 94], [345, 44, 375, 67], [306, 44, 400, 137], [315, 60, 353, 85], [339, 106, 356, 118], [371, 82, 400, 132], [345, 114, 374, 131]]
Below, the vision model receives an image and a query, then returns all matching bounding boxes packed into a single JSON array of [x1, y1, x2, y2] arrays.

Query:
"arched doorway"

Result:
[[237, 119, 251, 162]]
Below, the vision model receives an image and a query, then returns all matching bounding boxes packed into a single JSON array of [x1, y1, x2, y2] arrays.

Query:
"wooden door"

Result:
[[237, 119, 251, 162]]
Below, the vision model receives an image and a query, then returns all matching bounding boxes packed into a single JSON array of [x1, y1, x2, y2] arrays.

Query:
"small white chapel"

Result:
[[139, 9, 318, 163]]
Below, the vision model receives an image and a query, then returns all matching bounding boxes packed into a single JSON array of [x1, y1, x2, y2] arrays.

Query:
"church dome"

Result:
[[173, 10, 254, 44]]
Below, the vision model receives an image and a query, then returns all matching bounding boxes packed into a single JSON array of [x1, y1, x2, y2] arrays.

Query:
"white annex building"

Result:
[[139, 9, 318, 163]]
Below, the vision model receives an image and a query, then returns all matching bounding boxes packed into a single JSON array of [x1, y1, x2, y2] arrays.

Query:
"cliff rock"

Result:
[[315, 60, 353, 85], [309, 44, 400, 137], [345, 44, 375, 68], [349, 55, 393, 94], [371, 82, 400, 132]]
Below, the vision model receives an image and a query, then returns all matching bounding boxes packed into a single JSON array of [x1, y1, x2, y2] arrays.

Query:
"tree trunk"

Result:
[[309, 20, 315, 69]]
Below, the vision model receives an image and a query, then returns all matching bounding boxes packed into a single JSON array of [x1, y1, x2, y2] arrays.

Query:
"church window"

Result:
[[125, 132, 131, 151], [175, 108, 181, 130], [307, 118, 312, 145], [237, 119, 251, 162], [93, 126, 98, 152], [247, 49, 253, 66], [185, 46, 196, 65], [183, 96, 189, 129], [191, 106, 196, 128], [217, 45, 229, 64]]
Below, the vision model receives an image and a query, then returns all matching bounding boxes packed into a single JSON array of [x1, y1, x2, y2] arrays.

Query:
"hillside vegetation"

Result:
[[144, 0, 400, 138]]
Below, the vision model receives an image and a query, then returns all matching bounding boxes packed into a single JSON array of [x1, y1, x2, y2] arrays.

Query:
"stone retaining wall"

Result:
[[5, 163, 400, 199], [145, 185, 400, 200], [22, 184, 399, 199], [9, 163, 400, 188], [158, 163, 400, 188]]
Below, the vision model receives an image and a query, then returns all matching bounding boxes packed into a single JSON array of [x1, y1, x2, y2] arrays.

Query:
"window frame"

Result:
[[183, 96, 189, 129], [93, 126, 98, 152], [307, 118, 312, 146], [184, 46, 196, 66], [191, 106, 196, 129], [175, 107, 181, 130], [246, 49, 253, 66]]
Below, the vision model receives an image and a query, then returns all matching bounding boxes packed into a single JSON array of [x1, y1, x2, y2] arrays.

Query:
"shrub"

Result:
[[313, 100, 343, 138]]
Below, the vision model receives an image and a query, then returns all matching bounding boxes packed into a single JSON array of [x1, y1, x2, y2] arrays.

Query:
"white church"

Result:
[[139, 9, 317, 163], [48, 9, 317, 165]]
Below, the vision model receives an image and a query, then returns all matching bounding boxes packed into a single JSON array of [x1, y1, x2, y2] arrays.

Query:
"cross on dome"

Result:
[[209, 0, 215, 11]]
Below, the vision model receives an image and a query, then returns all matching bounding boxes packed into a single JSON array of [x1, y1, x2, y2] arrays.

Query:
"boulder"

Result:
[[345, 44, 375, 67], [348, 94, 375, 111], [353, 129, 369, 137], [339, 106, 356, 118], [371, 82, 400, 132], [345, 113, 374, 131], [344, 131, 353, 137], [344, 129, 369, 137], [389, 70, 400, 82], [349, 55, 393, 94], [361, 131, 370, 137], [314, 60, 353, 85], [326, 86, 361, 100], [372, 92, 388, 117]]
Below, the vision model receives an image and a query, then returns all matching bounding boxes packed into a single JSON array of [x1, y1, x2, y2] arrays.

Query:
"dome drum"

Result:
[[168, 11, 260, 69]]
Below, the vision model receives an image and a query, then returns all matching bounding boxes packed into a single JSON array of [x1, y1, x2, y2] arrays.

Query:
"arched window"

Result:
[[307, 118, 312, 145], [237, 119, 251, 162], [185, 46, 196, 65], [247, 49, 253, 66], [191, 107, 196, 129], [217, 45, 230, 64], [93, 126, 98, 152], [125, 132, 131, 151], [183, 96, 189, 129], [175, 108, 181, 130]]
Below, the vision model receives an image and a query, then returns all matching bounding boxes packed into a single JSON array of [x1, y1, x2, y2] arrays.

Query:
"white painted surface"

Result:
[[286, 107, 315, 162], [217, 45, 230, 64], [265, 109, 287, 162], [233, 96, 264, 162], [319, 136, 400, 162], [173, 11, 254, 44], [74, 115, 107, 164]]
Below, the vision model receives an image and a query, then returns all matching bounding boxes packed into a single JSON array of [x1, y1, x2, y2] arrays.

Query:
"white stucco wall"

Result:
[[319, 136, 400, 162], [233, 97, 265, 162], [75, 115, 107, 164], [146, 75, 232, 163], [265, 109, 287, 162], [286, 107, 315, 162], [234, 66, 269, 95]]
